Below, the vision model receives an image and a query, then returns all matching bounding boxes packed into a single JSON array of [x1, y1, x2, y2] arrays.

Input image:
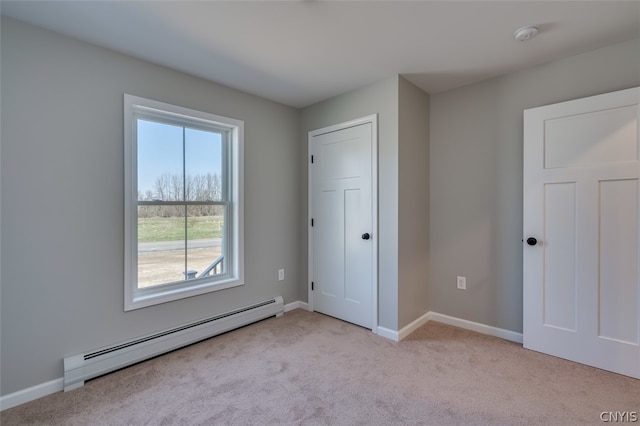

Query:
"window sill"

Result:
[[125, 277, 244, 311]]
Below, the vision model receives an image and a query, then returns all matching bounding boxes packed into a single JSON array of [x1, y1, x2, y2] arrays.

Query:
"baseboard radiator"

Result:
[[63, 296, 284, 392]]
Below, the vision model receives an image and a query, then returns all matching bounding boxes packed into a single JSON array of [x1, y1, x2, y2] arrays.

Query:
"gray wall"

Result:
[[398, 77, 430, 329], [300, 76, 400, 330], [429, 38, 640, 332], [0, 17, 300, 395]]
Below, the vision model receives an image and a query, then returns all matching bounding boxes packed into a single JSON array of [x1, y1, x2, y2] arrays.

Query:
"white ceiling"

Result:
[[2, 1, 639, 108]]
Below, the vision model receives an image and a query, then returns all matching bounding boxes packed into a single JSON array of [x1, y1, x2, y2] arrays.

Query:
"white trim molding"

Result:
[[376, 313, 431, 342], [284, 301, 310, 312], [376, 326, 400, 341], [425, 312, 523, 344], [399, 312, 432, 340], [0, 378, 63, 411], [378, 311, 523, 344]]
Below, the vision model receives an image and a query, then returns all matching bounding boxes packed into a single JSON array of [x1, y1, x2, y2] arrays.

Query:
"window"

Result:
[[124, 94, 244, 310]]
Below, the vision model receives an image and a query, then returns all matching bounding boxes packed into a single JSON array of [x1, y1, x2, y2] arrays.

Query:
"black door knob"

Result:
[[526, 237, 537, 246], [362, 233, 370, 240]]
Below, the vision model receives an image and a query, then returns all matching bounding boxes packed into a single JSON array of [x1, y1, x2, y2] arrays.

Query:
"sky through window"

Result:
[[137, 119, 223, 198]]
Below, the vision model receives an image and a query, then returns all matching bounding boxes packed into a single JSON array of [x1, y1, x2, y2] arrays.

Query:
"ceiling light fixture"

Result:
[[514, 26, 539, 42]]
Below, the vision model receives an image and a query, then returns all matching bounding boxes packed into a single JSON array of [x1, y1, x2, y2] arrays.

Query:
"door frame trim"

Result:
[[307, 114, 378, 332]]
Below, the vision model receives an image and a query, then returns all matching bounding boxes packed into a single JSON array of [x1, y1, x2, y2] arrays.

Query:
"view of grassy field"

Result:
[[138, 216, 223, 242]]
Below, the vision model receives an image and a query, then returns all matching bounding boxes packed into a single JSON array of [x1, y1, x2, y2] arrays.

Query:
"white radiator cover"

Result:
[[63, 296, 284, 391]]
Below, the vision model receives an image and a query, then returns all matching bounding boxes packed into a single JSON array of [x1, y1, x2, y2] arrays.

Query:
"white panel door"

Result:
[[523, 87, 640, 379], [310, 119, 375, 329]]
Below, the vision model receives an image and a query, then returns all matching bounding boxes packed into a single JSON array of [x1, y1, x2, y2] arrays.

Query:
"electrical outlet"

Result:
[[278, 269, 285, 281], [457, 276, 466, 290]]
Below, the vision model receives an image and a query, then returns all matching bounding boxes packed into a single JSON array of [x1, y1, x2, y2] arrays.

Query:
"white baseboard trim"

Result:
[[376, 313, 432, 342], [377, 311, 522, 344], [284, 300, 310, 312], [376, 326, 399, 341], [427, 312, 523, 344], [0, 378, 63, 411], [398, 312, 431, 341]]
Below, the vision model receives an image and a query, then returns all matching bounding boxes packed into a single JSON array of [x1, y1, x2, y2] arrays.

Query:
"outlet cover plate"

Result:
[[457, 276, 466, 290]]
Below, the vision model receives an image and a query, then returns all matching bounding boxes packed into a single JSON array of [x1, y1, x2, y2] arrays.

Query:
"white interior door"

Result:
[[309, 117, 376, 329], [523, 87, 640, 379]]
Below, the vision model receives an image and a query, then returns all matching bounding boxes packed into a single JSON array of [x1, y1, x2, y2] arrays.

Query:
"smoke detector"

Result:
[[514, 26, 539, 41]]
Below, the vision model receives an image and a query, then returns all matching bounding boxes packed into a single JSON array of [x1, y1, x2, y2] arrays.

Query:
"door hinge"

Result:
[[311, 155, 314, 164], [311, 282, 314, 291], [311, 218, 314, 227]]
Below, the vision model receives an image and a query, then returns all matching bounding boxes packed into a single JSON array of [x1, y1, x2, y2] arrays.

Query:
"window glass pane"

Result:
[[137, 205, 186, 287], [185, 128, 223, 201], [186, 205, 224, 278], [137, 119, 184, 201]]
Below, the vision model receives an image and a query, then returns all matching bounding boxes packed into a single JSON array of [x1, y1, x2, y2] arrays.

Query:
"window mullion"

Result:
[[138, 201, 221, 206]]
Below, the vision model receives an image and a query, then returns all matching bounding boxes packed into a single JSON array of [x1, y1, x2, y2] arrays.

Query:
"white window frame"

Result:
[[124, 94, 244, 311]]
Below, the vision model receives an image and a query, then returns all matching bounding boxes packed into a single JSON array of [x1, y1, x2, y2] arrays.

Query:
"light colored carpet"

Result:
[[2, 309, 638, 425]]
